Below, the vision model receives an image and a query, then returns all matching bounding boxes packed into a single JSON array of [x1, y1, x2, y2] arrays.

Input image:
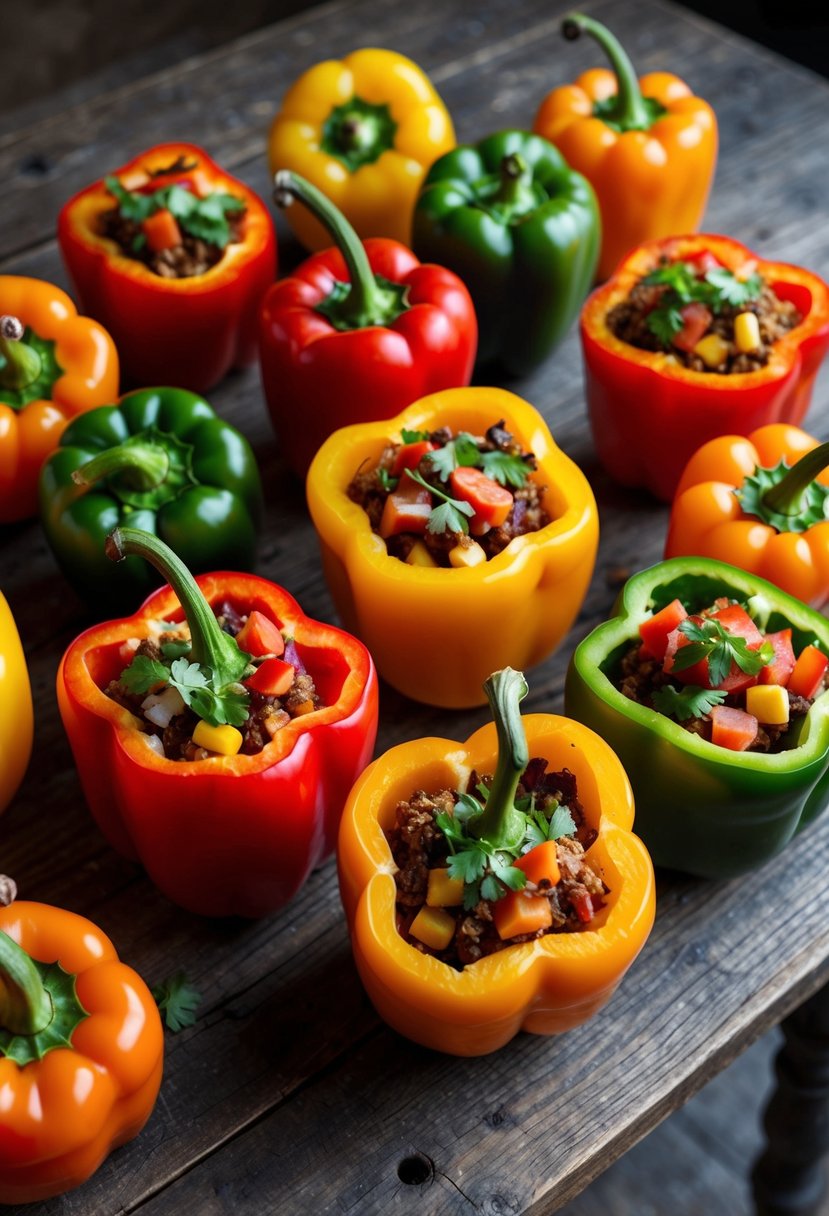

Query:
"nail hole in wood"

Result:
[[397, 1153, 434, 1185]]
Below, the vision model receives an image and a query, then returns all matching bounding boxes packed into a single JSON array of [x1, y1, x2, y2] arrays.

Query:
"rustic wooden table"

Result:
[[2, 0, 829, 1213]]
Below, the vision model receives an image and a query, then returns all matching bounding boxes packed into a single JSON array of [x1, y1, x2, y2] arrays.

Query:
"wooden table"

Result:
[[2, 1, 829, 1212]]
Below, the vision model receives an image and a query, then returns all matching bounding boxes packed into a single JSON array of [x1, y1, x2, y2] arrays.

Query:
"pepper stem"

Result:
[[0, 932, 53, 1037], [491, 154, 536, 214], [762, 443, 829, 517], [73, 440, 170, 492], [338, 113, 381, 155], [562, 12, 651, 131], [470, 668, 529, 851], [0, 316, 41, 392], [105, 527, 250, 685]]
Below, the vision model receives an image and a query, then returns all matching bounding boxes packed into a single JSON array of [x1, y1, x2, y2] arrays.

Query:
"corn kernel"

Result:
[[734, 311, 761, 354], [426, 868, 465, 907], [448, 540, 486, 568], [693, 333, 730, 368], [409, 906, 456, 951], [746, 683, 790, 725], [405, 540, 438, 567], [191, 720, 243, 756], [292, 699, 315, 716]]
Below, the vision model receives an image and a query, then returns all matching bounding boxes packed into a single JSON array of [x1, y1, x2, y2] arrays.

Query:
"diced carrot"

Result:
[[141, 208, 182, 253], [639, 598, 688, 661], [379, 479, 432, 538], [710, 705, 759, 751], [493, 889, 553, 941], [235, 610, 285, 658], [391, 441, 436, 477], [449, 466, 513, 527], [672, 301, 713, 352], [244, 657, 295, 697], [788, 645, 829, 700], [515, 842, 561, 889], [759, 629, 796, 687]]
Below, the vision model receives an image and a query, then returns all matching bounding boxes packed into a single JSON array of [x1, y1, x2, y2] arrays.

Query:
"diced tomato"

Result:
[[759, 629, 796, 688], [244, 657, 295, 697], [515, 842, 561, 889], [711, 604, 764, 648], [788, 645, 829, 700], [570, 890, 595, 924], [235, 610, 285, 658], [141, 209, 182, 253], [685, 250, 723, 276], [391, 441, 436, 477], [449, 466, 513, 528], [639, 598, 688, 661], [493, 889, 553, 940], [710, 705, 759, 752], [379, 478, 432, 538], [664, 603, 765, 693], [672, 301, 713, 352]]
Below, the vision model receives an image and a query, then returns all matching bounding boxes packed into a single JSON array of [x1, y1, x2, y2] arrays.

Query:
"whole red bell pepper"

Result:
[[58, 143, 277, 393], [57, 528, 378, 917], [260, 170, 476, 476]]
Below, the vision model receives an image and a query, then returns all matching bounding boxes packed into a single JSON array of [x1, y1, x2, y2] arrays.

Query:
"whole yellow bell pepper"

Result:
[[0, 594, 33, 814], [268, 48, 455, 251], [306, 387, 599, 708]]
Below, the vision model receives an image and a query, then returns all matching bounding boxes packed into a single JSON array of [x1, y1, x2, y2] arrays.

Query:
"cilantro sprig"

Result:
[[641, 259, 764, 345], [105, 175, 245, 250], [670, 617, 774, 687], [120, 651, 250, 728], [404, 468, 474, 535], [421, 427, 532, 489], [152, 973, 202, 1032], [651, 684, 727, 722]]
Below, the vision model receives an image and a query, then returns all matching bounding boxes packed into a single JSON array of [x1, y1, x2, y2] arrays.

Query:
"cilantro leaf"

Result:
[[404, 468, 474, 535], [445, 845, 487, 886], [454, 793, 485, 825], [705, 267, 763, 308], [152, 973, 202, 1032], [480, 874, 502, 902], [426, 433, 481, 481], [401, 428, 430, 444], [119, 654, 169, 694], [377, 467, 398, 492], [490, 853, 526, 892], [643, 262, 700, 298], [190, 686, 250, 728], [652, 684, 727, 721], [480, 449, 530, 488], [105, 176, 155, 221], [547, 805, 577, 840], [168, 658, 210, 701], [671, 618, 774, 687], [647, 305, 685, 345]]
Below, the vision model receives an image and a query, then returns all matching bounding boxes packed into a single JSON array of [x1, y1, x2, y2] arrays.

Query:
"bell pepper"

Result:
[[565, 557, 829, 878], [0, 895, 163, 1204], [57, 143, 277, 393], [268, 48, 455, 252], [0, 595, 33, 816], [412, 130, 600, 374], [306, 386, 598, 708], [338, 667, 655, 1056], [0, 277, 119, 522], [533, 12, 717, 281], [261, 171, 476, 477], [39, 387, 263, 611], [666, 424, 829, 609], [57, 529, 378, 917], [580, 234, 829, 502]]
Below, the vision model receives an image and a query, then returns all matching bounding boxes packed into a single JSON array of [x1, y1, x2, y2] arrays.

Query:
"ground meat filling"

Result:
[[387, 762, 605, 970]]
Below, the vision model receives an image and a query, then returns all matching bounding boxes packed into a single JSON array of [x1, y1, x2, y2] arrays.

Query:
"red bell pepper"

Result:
[[260, 171, 476, 477], [57, 529, 378, 918], [580, 234, 829, 501], [57, 143, 277, 393]]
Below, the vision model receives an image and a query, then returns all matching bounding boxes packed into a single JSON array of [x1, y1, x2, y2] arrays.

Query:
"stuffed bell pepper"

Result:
[[58, 143, 276, 393], [580, 234, 829, 501], [565, 557, 829, 878], [306, 387, 598, 708], [0, 595, 33, 816], [338, 667, 655, 1056], [57, 528, 378, 917]]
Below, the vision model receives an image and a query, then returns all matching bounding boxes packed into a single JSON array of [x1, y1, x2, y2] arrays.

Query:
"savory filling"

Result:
[[387, 761, 605, 969], [619, 595, 828, 752], [347, 421, 549, 567], [606, 253, 802, 374], [105, 601, 321, 760], [99, 155, 247, 279]]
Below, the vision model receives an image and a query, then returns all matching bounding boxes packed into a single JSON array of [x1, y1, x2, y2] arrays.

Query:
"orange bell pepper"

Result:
[[0, 277, 118, 521], [0, 897, 163, 1204], [338, 687, 655, 1056], [0, 594, 33, 817], [533, 13, 717, 280], [666, 423, 829, 608]]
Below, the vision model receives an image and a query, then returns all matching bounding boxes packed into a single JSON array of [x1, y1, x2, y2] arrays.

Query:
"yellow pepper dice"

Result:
[[693, 333, 730, 369], [426, 868, 465, 907], [448, 540, 486, 568], [405, 540, 438, 567], [746, 684, 790, 725], [409, 905, 456, 951], [192, 720, 244, 756], [734, 311, 762, 354]]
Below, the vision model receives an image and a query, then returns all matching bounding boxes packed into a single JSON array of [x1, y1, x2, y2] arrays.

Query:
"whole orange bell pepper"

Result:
[[0, 897, 163, 1204], [338, 671, 655, 1056], [0, 594, 32, 817], [0, 277, 118, 521], [666, 424, 829, 608], [533, 12, 717, 280]]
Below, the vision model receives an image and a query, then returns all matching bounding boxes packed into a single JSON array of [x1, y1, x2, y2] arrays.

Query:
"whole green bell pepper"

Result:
[[564, 557, 829, 878], [412, 129, 600, 374], [39, 387, 262, 611]]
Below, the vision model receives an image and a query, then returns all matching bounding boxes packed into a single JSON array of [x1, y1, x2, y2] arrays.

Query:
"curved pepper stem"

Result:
[[0, 315, 41, 392], [470, 668, 529, 852], [0, 932, 53, 1037], [491, 154, 537, 219], [562, 12, 653, 132], [73, 440, 170, 492], [762, 443, 829, 518]]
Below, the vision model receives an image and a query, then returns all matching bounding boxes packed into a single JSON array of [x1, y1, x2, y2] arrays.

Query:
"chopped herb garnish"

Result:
[[671, 617, 774, 687], [105, 176, 245, 250], [641, 259, 764, 348], [118, 648, 252, 728], [651, 684, 727, 722], [404, 468, 474, 535], [377, 466, 398, 493], [400, 428, 431, 444], [426, 432, 482, 481], [480, 449, 532, 488]]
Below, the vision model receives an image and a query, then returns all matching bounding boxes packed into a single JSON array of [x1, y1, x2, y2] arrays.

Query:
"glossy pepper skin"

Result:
[[580, 234, 829, 502], [412, 130, 599, 374], [339, 711, 655, 1056], [0, 277, 118, 522], [261, 171, 476, 476], [666, 425, 829, 609], [0, 900, 163, 1204], [533, 13, 717, 281], [307, 387, 598, 708], [58, 571, 378, 917], [565, 558, 829, 878], [268, 48, 455, 251], [58, 143, 276, 394], [39, 387, 263, 612], [0, 595, 33, 815]]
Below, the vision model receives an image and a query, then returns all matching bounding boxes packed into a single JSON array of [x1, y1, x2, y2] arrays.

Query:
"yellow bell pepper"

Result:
[[0, 593, 33, 814], [306, 387, 599, 708], [268, 48, 455, 251]]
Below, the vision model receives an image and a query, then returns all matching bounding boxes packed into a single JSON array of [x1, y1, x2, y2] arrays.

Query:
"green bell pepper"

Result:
[[564, 557, 829, 878], [411, 129, 600, 375], [39, 387, 262, 611]]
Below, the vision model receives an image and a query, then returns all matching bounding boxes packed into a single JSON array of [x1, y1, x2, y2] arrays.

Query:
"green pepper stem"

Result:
[[762, 443, 829, 517], [0, 316, 42, 392], [0, 931, 53, 1037], [562, 12, 651, 131], [338, 113, 381, 155], [73, 440, 170, 492], [491, 153, 536, 212], [470, 668, 530, 851], [105, 527, 249, 685], [273, 170, 399, 328]]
